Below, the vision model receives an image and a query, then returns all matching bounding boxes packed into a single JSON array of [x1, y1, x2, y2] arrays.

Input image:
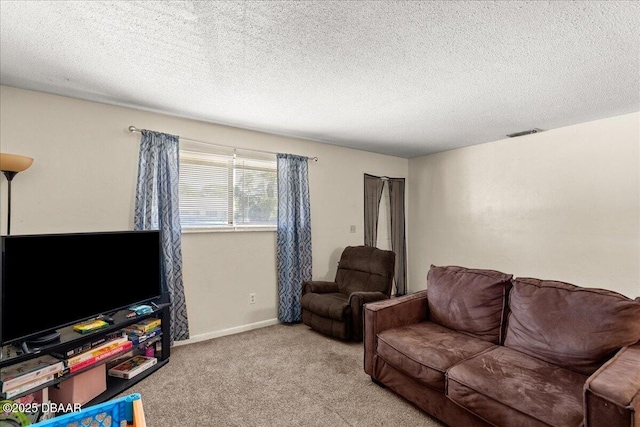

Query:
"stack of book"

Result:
[[50, 332, 122, 360], [0, 355, 65, 399], [124, 318, 162, 346], [58, 334, 133, 374], [123, 318, 160, 336]]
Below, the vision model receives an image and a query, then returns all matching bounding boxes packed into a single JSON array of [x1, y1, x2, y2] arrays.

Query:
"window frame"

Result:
[[178, 144, 278, 233]]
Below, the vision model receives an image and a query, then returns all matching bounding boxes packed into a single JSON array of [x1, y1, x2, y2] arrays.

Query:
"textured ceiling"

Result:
[[1, 1, 639, 158]]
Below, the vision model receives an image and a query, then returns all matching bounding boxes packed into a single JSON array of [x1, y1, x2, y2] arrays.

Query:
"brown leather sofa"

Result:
[[301, 245, 395, 341], [364, 265, 640, 427]]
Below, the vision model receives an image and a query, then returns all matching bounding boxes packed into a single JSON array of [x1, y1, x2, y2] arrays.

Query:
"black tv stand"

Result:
[[20, 331, 62, 354], [0, 302, 170, 406]]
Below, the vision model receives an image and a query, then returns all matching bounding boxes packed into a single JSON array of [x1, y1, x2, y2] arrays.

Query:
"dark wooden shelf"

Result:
[[85, 358, 169, 406], [0, 303, 171, 404], [0, 303, 170, 367]]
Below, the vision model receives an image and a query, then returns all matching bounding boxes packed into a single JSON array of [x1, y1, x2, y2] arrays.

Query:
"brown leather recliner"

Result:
[[301, 245, 395, 341]]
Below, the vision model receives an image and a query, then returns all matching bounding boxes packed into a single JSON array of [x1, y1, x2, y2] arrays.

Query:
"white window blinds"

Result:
[[179, 143, 277, 230]]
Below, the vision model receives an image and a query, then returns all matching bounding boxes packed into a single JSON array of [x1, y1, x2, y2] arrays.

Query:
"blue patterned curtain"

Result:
[[277, 154, 312, 323], [134, 130, 189, 344]]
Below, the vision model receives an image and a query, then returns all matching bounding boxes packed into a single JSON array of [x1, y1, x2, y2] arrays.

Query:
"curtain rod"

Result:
[[365, 173, 393, 181], [128, 126, 318, 162]]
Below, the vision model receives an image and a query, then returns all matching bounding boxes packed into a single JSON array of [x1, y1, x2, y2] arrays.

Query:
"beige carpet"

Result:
[[121, 323, 444, 426]]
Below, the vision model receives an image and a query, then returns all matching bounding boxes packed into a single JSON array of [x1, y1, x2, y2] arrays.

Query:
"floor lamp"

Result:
[[0, 153, 34, 235]]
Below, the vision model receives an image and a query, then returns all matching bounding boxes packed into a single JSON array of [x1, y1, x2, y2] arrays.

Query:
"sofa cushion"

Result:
[[447, 346, 587, 427], [301, 309, 351, 340], [300, 292, 349, 320], [376, 321, 495, 392], [504, 278, 640, 375], [427, 265, 513, 344], [335, 245, 395, 295]]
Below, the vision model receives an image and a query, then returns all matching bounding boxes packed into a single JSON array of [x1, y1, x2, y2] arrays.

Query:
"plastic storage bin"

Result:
[[32, 393, 146, 427]]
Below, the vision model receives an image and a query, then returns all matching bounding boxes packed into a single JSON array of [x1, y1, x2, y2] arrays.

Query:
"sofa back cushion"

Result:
[[335, 246, 395, 296], [427, 265, 513, 344], [504, 278, 640, 375]]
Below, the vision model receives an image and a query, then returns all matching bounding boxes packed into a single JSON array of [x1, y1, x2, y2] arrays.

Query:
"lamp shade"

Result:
[[0, 153, 34, 172]]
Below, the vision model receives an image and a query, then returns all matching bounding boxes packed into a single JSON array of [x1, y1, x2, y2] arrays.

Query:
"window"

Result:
[[179, 143, 278, 231]]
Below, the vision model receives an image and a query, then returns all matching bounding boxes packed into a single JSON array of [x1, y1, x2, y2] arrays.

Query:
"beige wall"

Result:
[[0, 85, 409, 342], [408, 112, 640, 298], [3, 84, 637, 338]]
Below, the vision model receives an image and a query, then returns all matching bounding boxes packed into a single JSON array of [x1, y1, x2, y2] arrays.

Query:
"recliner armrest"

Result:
[[302, 280, 339, 295], [584, 342, 640, 427], [349, 291, 388, 306], [363, 289, 429, 376], [349, 291, 388, 342]]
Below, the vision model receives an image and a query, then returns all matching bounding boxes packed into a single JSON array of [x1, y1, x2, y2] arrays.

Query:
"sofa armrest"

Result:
[[348, 291, 388, 342], [363, 289, 429, 376], [584, 342, 640, 427], [302, 281, 339, 295]]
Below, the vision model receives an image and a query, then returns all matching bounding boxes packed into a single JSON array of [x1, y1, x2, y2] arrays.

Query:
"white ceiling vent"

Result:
[[506, 128, 544, 138]]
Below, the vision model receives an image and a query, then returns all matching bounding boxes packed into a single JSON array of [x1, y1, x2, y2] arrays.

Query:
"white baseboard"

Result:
[[173, 318, 280, 347]]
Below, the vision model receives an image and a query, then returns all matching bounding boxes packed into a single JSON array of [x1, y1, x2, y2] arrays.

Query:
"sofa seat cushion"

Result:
[[427, 265, 513, 344], [505, 277, 640, 375], [301, 292, 349, 320], [447, 346, 588, 427], [301, 309, 351, 340], [376, 321, 495, 392]]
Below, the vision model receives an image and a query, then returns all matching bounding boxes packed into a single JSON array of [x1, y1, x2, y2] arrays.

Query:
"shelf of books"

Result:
[[0, 303, 170, 424]]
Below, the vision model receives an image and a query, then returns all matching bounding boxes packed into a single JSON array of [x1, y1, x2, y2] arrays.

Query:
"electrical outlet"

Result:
[[350, 225, 356, 233], [249, 293, 256, 304]]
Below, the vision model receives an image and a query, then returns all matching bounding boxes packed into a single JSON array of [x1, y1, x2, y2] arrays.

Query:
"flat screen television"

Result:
[[0, 230, 163, 347]]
